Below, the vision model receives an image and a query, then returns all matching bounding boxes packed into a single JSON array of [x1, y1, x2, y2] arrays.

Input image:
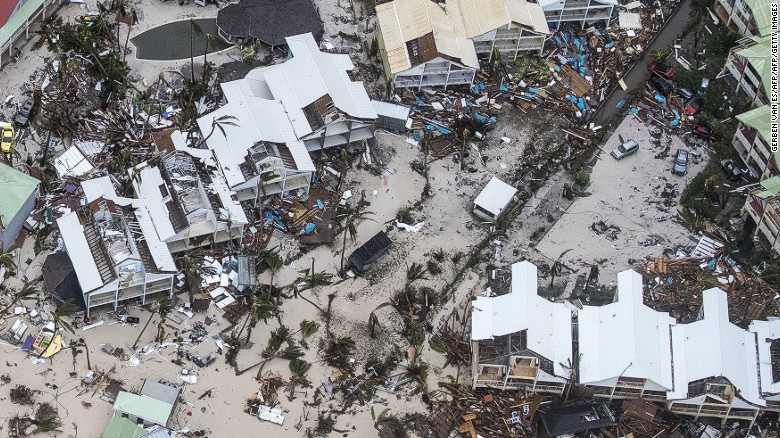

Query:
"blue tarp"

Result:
[[617, 99, 626, 108]]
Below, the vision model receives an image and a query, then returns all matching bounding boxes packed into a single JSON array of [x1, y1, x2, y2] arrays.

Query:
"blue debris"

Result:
[[304, 223, 316, 234], [567, 94, 578, 103], [577, 98, 585, 110], [528, 87, 542, 93], [439, 126, 452, 134], [426, 124, 435, 131], [474, 113, 487, 123], [499, 85, 508, 91], [488, 116, 496, 124], [554, 65, 561, 72], [630, 107, 639, 114], [605, 42, 615, 49], [415, 95, 424, 105], [316, 200, 324, 210], [654, 94, 666, 103], [616, 99, 626, 108]]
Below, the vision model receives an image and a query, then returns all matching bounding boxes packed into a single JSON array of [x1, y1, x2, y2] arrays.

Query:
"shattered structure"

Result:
[[57, 177, 176, 316], [471, 261, 780, 427], [132, 150, 248, 253], [715, 0, 771, 38], [197, 32, 377, 202], [376, 0, 549, 89], [540, 0, 617, 29]]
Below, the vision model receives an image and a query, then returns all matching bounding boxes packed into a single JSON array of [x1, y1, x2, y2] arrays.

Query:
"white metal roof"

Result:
[[473, 177, 517, 216], [748, 318, 780, 395], [57, 212, 104, 292], [371, 100, 411, 121], [198, 33, 367, 188], [577, 269, 676, 390], [448, 0, 550, 38], [133, 164, 177, 241], [130, 200, 177, 272], [669, 289, 763, 406], [54, 146, 95, 179], [80, 176, 116, 203], [471, 261, 573, 377]]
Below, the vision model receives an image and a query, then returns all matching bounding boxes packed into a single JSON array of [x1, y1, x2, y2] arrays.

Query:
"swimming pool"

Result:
[[131, 18, 232, 61]]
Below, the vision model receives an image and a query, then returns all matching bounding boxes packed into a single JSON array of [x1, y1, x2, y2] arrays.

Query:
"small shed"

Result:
[[348, 231, 392, 272], [473, 177, 517, 222], [0, 163, 39, 251], [371, 100, 411, 132]]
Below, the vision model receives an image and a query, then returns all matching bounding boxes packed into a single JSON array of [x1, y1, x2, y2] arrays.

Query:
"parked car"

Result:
[[676, 87, 694, 100], [14, 99, 34, 126], [611, 139, 639, 160], [693, 124, 717, 141], [720, 159, 743, 181], [649, 75, 674, 97], [75, 12, 100, 24], [672, 149, 689, 175], [685, 94, 704, 115], [1, 125, 13, 153], [648, 61, 674, 79]]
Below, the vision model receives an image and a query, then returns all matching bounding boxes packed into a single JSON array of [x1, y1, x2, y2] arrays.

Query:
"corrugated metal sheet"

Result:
[[134, 165, 177, 241], [449, 0, 511, 38], [54, 146, 95, 179], [473, 177, 517, 216], [505, 0, 551, 34], [372, 100, 411, 121], [57, 212, 104, 292], [81, 176, 116, 203], [131, 200, 177, 272]]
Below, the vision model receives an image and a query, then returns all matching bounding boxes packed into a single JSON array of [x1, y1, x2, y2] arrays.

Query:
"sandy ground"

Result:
[[529, 116, 709, 291]]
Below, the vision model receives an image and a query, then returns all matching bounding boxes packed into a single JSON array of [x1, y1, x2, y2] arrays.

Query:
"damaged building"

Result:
[[376, 0, 549, 89], [471, 260, 780, 427], [197, 32, 377, 203], [56, 177, 176, 316], [131, 150, 248, 253]]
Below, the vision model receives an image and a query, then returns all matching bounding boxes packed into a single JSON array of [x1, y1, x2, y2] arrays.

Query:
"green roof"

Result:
[[756, 176, 780, 199], [0, 0, 44, 49], [113, 392, 173, 427], [736, 105, 770, 143], [0, 163, 39, 229], [736, 36, 771, 98], [103, 417, 147, 438], [744, 0, 771, 37]]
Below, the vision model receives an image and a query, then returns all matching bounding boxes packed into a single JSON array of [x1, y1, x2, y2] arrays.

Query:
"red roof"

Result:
[[0, 0, 22, 28]]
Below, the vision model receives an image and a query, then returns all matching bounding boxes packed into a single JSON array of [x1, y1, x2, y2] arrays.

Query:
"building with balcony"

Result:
[[57, 178, 176, 317], [132, 150, 248, 253], [724, 35, 770, 106], [470, 261, 572, 395], [376, 0, 549, 89], [577, 269, 677, 402], [742, 176, 780, 256], [471, 260, 780, 426], [715, 0, 770, 38], [197, 32, 376, 203], [539, 0, 616, 29], [732, 105, 777, 179]]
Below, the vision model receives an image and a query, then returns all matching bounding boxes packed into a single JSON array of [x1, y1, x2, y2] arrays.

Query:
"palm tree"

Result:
[[189, 19, 203, 83], [180, 253, 217, 304], [368, 311, 380, 339], [198, 115, 238, 147], [131, 298, 171, 349], [0, 246, 16, 274], [338, 209, 376, 274], [265, 251, 283, 292], [121, 7, 138, 65], [549, 249, 572, 290], [154, 299, 174, 343], [405, 262, 428, 290], [1, 284, 39, 316], [38, 301, 75, 358], [287, 358, 312, 401], [235, 294, 276, 346], [324, 336, 356, 369], [583, 263, 600, 295]]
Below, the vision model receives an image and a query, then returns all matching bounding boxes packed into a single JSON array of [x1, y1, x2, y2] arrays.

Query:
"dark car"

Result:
[[14, 99, 34, 126], [685, 94, 704, 115], [693, 124, 717, 141], [676, 87, 694, 100], [649, 75, 674, 97], [720, 159, 743, 181], [648, 61, 674, 79], [672, 149, 689, 175]]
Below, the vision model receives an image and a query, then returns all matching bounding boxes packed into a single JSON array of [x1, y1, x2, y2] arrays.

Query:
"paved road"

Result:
[[594, 0, 694, 124]]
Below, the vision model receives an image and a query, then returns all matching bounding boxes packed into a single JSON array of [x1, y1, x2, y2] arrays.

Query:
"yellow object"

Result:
[[42, 334, 62, 358], [619, 79, 628, 91], [1, 125, 14, 153]]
